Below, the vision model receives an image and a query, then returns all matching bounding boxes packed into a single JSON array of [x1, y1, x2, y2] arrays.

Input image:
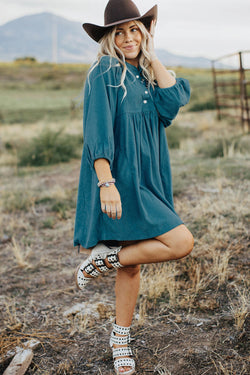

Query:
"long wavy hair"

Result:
[[87, 20, 156, 99]]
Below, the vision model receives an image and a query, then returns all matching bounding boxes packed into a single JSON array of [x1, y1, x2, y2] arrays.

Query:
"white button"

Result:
[[136, 75, 139, 78], [145, 90, 148, 94], [143, 100, 147, 104]]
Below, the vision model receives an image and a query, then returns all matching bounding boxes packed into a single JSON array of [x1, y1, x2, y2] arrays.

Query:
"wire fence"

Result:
[[211, 51, 250, 132]]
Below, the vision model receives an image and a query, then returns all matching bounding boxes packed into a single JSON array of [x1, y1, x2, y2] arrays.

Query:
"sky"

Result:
[[0, 0, 249, 60]]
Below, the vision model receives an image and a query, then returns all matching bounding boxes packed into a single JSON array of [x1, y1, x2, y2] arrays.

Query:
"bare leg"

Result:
[[111, 225, 193, 373], [78, 225, 193, 373], [113, 264, 140, 373], [115, 265, 141, 327]]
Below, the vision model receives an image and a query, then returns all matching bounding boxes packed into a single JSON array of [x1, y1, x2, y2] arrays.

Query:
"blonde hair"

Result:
[[87, 20, 156, 99]]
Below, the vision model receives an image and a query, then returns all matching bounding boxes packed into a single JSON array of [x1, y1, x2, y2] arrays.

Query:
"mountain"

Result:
[[0, 12, 97, 63], [0, 12, 212, 67], [156, 49, 212, 68]]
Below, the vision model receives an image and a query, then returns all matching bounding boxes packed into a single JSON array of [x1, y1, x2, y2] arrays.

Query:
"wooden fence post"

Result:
[[212, 60, 221, 120]]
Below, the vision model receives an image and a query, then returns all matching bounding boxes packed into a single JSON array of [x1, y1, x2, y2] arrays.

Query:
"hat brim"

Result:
[[83, 5, 158, 43]]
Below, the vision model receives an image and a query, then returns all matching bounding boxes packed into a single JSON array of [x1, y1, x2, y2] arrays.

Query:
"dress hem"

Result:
[[74, 220, 184, 250]]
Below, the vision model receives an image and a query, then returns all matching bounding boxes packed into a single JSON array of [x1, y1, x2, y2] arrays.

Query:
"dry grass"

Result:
[[211, 246, 232, 287], [9, 237, 32, 268], [3, 298, 22, 329], [229, 286, 249, 331], [211, 359, 248, 375], [69, 314, 91, 334], [56, 360, 75, 374], [140, 263, 179, 305], [155, 366, 172, 375]]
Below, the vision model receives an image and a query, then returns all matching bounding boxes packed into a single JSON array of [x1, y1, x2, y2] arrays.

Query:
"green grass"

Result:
[[0, 63, 247, 124], [0, 62, 88, 124], [0, 88, 83, 123], [0, 61, 89, 89], [0, 63, 216, 124]]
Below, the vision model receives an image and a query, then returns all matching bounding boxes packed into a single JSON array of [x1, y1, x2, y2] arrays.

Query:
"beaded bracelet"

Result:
[[97, 178, 116, 188]]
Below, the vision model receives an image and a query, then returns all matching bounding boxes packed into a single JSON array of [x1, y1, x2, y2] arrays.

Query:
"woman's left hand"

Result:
[[147, 20, 157, 61]]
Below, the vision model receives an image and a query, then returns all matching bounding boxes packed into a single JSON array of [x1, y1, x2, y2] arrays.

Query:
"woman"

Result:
[[74, 0, 194, 374]]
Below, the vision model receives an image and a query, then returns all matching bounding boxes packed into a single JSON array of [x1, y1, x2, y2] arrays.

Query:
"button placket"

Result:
[[132, 71, 150, 105], [143, 88, 150, 104]]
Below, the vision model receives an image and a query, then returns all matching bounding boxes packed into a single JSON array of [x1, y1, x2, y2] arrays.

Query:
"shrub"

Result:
[[15, 57, 37, 63], [18, 128, 82, 166]]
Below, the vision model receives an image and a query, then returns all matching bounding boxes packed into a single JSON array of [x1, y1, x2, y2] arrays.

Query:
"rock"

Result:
[[1, 339, 41, 365], [63, 302, 99, 319], [3, 349, 33, 375]]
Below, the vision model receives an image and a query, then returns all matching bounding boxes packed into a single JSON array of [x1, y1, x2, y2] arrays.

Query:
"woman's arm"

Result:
[[147, 21, 176, 88], [94, 158, 122, 220]]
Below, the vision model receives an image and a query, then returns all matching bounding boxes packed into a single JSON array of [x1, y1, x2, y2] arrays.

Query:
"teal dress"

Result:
[[74, 56, 190, 249]]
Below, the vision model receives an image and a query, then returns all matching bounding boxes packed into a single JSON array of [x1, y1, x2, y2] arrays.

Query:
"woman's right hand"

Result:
[[147, 20, 157, 62], [100, 184, 122, 220]]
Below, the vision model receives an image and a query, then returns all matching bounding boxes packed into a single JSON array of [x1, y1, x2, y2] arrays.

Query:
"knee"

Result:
[[175, 228, 194, 259], [161, 227, 194, 260]]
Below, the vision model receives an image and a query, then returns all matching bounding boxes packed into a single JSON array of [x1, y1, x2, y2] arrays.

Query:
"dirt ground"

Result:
[[0, 113, 249, 374]]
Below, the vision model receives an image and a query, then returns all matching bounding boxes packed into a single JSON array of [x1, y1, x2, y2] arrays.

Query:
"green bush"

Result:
[[15, 56, 37, 63], [18, 128, 82, 166]]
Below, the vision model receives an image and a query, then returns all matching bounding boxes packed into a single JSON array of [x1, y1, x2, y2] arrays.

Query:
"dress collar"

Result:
[[126, 61, 141, 73], [125, 61, 141, 74]]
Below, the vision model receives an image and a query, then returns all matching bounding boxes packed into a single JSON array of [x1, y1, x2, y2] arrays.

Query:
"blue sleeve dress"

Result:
[[74, 55, 191, 249]]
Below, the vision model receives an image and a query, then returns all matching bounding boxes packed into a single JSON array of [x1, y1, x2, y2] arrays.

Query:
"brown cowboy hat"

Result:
[[83, 0, 158, 43]]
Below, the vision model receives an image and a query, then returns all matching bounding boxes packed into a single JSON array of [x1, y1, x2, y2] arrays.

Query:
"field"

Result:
[[0, 62, 249, 374]]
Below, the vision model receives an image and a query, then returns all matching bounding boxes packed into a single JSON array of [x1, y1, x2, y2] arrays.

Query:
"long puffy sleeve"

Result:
[[152, 78, 191, 127], [83, 56, 118, 168]]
